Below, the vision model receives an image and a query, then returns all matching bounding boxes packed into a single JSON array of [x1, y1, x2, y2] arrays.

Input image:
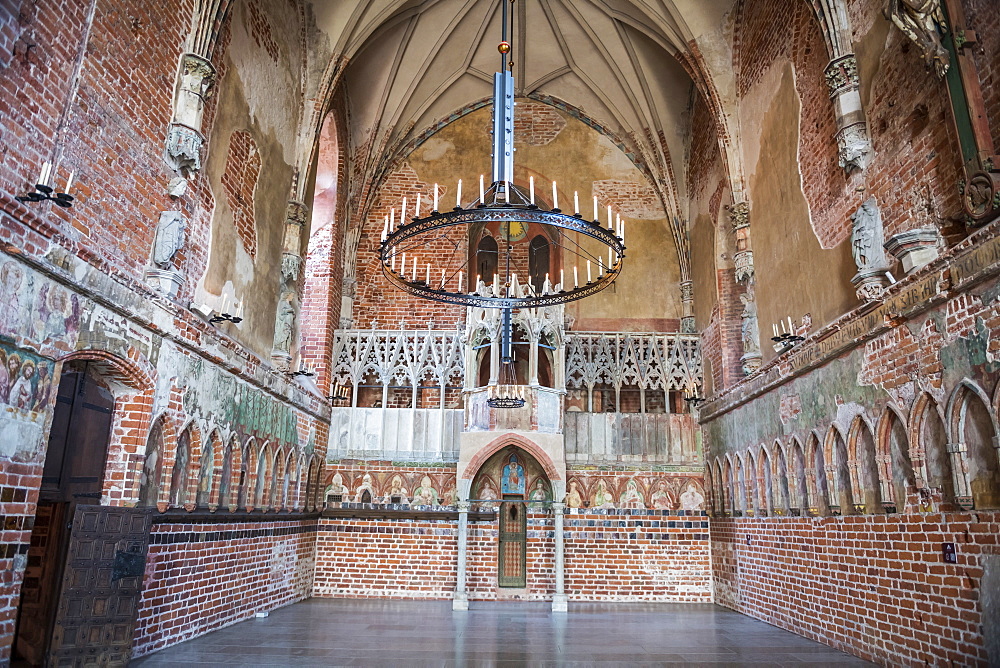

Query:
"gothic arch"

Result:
[[910, 392, 953, 504], [877, 405, 914, 512], [847, 415, 882, 513], [948, 380, 999, 508], [463, 433, 563, 486]]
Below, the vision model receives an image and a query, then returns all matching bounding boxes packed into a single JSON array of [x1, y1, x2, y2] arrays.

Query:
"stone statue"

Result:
[[152, 211, 186, 266], [740, 290, 760, 356], [273, 292, 297, 354], [851, 197, 890, 273], [884, 0, 949, 78]]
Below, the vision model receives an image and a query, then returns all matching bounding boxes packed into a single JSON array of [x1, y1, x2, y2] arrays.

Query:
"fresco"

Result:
[[0, 257, 83, 350], [564, 473, 705, 511], [0, 342, 57, 459]]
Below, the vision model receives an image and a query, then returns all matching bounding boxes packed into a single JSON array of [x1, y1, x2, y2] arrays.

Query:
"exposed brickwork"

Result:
[[245, 0, 279, 63], [132, 520, 315, 658], [712, 512, 998, 665], [221, 130, 261, 260], [512, 101, 566, 146], [591, 180, 660, 219]]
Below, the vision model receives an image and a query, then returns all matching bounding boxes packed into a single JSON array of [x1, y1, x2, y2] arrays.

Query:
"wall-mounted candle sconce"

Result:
[[17, 162, 74, 208]]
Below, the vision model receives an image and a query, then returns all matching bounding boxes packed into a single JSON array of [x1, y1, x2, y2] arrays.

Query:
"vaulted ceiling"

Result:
[[310, 0, 738, 221]]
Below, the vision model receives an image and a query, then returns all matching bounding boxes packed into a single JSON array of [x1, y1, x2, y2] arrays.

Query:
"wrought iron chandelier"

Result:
[[378, 0, 626, 406]]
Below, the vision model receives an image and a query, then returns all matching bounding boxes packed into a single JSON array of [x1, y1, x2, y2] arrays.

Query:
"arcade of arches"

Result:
[[0, 0, 999, 665]]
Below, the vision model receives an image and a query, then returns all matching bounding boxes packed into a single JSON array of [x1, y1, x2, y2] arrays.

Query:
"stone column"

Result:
[[453, 500, 470, 611], [551, 501, 567, 612], [726, 202, 761, 376], [679, 281, 695, 334], [824, 55, 871, 172], [165, 53, 215, 177], [272, 201, 308, 370]]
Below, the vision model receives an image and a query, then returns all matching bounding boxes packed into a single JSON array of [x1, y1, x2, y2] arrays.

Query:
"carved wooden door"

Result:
[[47, 505, 152, 667], [498, 501, 527, 588]]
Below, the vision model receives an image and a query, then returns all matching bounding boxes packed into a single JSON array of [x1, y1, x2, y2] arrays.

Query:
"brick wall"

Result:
[[313, 510, 711, 603], [132, 519, 316, 658], [712, 511, 998, 665]]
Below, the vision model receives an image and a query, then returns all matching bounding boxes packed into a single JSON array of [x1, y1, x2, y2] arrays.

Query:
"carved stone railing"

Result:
[[564, 332, 702, 411], [331, 329, 464, 407]]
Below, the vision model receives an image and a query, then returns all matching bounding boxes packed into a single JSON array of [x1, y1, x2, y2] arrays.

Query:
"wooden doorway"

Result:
[[498, 501, 527, 588], [13, 362, 151, 666]]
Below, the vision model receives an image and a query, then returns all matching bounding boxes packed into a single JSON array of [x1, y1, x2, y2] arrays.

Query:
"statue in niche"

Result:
[[273, 292, 297, 354], [851, 197, 890, 273], [152, 211, 186, 266], [740, 290, 760, 356], [501, 454, 525, 496], [565, 480, 584, 508], [680, 482, 705, 510], [884, 0, 949, 78]]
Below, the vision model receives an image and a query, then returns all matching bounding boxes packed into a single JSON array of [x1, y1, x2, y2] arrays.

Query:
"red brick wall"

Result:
[[313, 511, 711, 603], [132, 519, 316, 658], [221, 130, 261, 260], [712, 511, 998, 665]]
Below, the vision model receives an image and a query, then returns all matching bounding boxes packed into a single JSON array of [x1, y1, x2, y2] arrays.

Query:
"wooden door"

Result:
[[47, 504, 152, 667], [498, 501, 527, 588]]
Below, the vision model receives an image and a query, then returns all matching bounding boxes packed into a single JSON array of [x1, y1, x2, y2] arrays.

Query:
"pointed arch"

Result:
[[788, 437, 808, 514], [824, 424, 853, 514], [847, 415, 882, 513], [723, 455, 735, 516], [198, 428, 223, 507], [911, 392, 953, 505], [877, 405, 913, 512], [772, 440, 791, 515], [242, 438, 260, 511], [806, 431, 829, 515], [948, 381, 999, 508], [140, 412, 175, 507], [218, 434, 240, 510], [756, 445, 772, 516], [168, 421, 199, 509]]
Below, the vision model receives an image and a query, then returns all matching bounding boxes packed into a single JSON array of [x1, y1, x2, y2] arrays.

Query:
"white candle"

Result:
[[401, 197, 407, 220], [598, 257, 604, 275], [426, 263, 431, 284], [41, 162, 52, 185], [415, 193, 422, 217], [607, 205, 613, 228], [479, 175, 485, 203], [773, 323, 779, 338], [552, 181, 558, 210], [560, 269, 564, 290], [456, 179, 462, 207], [512, 273, 517, 287], [493, 273, 499, 294], [458, 271, 464, 293], [221, 294, 229, 315], [587, 260, 592, 283], [529, 176, 535, 204], [412, 257, 417, 277], [573, 265, 578, 288], [36, 163, 45, 185], [64, 171, 74, 193], [620, 220, 625, 243], [545, 272, 550, 289], [236, 300, 244, 319], [440, 268, 445, 287], [574, 191, 579, 214], [788, 316, 794, 333], [433, 183, 439, 211], [504, 181, 509, 204], [593, 195, 599, 220], [401, 254, 407, 276], [390, 207, 395, 229], [392, 253, 397, 272]]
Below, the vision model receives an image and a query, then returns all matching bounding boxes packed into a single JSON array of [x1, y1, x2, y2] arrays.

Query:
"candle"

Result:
[[545, 272, 550, 290], [552, 181, 558, 210], [587, 260, 592, 283], [574, 191, 579, 214], [458, 270, 464, 293], [773, 323, 779, 338], [787, 316, 794, 333], [401, 254, 406, 276], [598, 257, 604, 275], [412, 256, 417, 277], [64, 171, 74, 193], [441, 268, 445, 287], [415, 193, 422, 217], [390, 207, 395, 229], [456, 179, 462, 207], [401, 197, 407, 220], [392, 253, 397, 272], [620, 220, 625, 243], [426, 263, 431, 284], [593, 195, 599, 220], [433, 183, 439, 211], [479, 174, 485, 203], [573, 265, 579, 288], [36, 163, 46, 185], [560, 269, 564, 290], [504, 180, 509, 204], [236, 300, 244, 319], [607, 205, 613, 228], [493, 273, 499, 294], [221, 294, 229, 315], [512, 273, 517, 288], [529, 176, 535, 204]]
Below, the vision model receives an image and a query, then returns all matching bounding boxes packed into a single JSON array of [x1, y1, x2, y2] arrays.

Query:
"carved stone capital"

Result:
[[726, 201, 750, 231], [286, 200, 309, 227], [836, 122, 872, 172], [851, 268, 891, 302], [884, 227, 941, 274], [164, 122, 204, 174], [144, 267, 184, 299], [824, 55, 859, 98], [181, 53, 216, 92], [740, 351, 762, 376]]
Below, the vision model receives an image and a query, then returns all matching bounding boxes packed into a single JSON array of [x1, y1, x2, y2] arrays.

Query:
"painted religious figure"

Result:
[[591, 479, 615, 509], [0, 261, 25, 338], [619, 478, 645, 509], [411, 475, 438, 506], [387, 475, 409, 504], [501, 454, 525, 496], [528, 479, 548, 507], [565, 479, 584, 508], [34, 284, 81, 342], [650, 479, 677, 510], [680, 482, 705, 510]]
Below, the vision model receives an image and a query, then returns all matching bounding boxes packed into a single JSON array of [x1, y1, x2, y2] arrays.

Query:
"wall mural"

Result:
[[0, 258, 83, 351], [0, 342, 56, 460], [564, 473, 705, 511]]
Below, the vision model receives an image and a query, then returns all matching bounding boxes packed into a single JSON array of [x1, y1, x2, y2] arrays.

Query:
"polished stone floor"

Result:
[[131, 598, 874, 667]]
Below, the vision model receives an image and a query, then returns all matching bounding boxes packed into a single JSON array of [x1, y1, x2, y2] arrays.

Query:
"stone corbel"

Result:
[[727, 202, 755, 285], [165, 54, 216, 176], [824, 55, 872, 172]]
